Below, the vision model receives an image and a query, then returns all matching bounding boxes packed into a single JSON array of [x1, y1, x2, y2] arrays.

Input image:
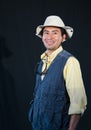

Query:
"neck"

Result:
[[46, 46, 61, 56]]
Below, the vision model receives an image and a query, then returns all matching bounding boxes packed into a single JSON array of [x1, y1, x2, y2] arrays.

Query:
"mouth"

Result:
[[46, 40, 55, 45]]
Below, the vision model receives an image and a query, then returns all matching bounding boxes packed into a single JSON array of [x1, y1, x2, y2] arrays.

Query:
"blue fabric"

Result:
[[29, 50, 72, 130]]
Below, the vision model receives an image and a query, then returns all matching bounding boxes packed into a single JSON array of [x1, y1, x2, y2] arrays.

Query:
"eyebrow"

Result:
[[43, 29, 59, 32]]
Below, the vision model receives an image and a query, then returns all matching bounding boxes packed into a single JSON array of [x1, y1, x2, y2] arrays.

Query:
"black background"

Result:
[[0, 0, 91, 130]]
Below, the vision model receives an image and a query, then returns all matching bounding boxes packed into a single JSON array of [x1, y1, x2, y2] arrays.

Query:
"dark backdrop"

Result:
[[0, 0, 91, 130]]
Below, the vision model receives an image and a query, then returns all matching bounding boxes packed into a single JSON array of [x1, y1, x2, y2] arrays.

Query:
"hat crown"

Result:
[[43, 15, 65, 27]]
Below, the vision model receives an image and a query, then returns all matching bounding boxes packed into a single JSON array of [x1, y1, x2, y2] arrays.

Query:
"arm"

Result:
[[64, 57, 87, 129], [68, 114, 81, 130]]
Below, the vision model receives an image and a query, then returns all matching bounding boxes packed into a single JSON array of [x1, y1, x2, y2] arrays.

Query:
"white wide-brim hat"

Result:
[[36, 15, 73, 40]]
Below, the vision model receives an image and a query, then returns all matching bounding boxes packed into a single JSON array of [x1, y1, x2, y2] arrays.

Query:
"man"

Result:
[[28, 15, 87, 130]]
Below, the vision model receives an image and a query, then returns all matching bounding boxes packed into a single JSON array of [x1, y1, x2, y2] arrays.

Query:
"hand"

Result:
[[67, 128, 76, 130]]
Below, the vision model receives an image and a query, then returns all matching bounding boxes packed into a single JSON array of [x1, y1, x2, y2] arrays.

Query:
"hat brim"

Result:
[[36, 25, 73, 39]]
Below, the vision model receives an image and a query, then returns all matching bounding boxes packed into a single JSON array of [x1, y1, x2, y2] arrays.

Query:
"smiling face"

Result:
[[42, 26, 66, 54]]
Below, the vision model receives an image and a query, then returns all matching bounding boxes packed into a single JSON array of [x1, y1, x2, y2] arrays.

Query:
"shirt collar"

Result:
[[41, 46, 63, 62]]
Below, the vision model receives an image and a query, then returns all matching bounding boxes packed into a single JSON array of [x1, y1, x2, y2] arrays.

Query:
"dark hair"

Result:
[[60, 27, 68, 39], [39, 27, 44, 36]]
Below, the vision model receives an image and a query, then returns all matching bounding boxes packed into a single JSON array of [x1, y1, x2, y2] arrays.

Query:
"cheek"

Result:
[[42, 36, 45, 42], [42, 37, 47, 47], [56, 37, 62, 43]]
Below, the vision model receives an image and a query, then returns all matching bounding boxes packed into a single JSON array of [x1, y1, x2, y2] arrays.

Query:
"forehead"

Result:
[[43, 26, 61, 31]]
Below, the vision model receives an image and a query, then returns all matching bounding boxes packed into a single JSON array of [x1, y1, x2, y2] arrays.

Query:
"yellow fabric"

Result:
[[41, 46, 87, 115]]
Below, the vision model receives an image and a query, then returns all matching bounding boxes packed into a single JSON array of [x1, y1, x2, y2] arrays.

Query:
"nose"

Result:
[[47, 33, 53, 39]]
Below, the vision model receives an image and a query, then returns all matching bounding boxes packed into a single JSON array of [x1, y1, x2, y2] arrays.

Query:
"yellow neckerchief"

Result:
[[41, 46, 63, 65]]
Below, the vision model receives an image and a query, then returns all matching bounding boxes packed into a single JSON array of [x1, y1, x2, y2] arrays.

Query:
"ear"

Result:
[[62, 34, 67, 42]]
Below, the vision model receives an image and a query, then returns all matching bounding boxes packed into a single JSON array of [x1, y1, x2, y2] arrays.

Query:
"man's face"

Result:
[[42, 26, 66, 53]]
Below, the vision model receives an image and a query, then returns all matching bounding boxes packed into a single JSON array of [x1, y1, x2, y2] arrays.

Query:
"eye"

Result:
[[52, 30, 59, 35], [53, 32, 58, 34], [43, 31, 49, 35]]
